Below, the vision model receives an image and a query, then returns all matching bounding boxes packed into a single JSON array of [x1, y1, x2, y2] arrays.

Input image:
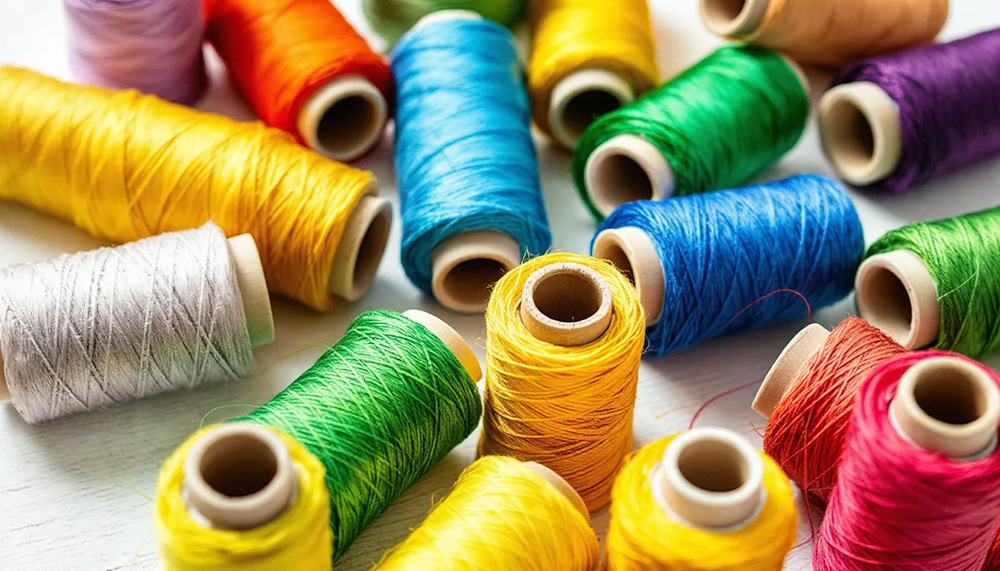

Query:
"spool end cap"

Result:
[[753, 324, 830, 418], [592, 227, 664, 326]]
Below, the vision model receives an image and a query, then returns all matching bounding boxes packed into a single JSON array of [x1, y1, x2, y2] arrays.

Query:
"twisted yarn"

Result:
[[596, 175, 864, 357], [392, 17, 550, 296], [64, 0, 206, 104], [0, 224, 252, 424], [573, 46, 807, 220], [156, 425, 331, 571], [238, 310, 481, 561], [0, 67, 375, 311], [363, 0, 527, 44], [479, 253, 645, 510], [374, 456, 600, 570]]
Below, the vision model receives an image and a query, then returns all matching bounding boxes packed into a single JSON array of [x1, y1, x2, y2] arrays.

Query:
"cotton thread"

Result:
[[605, 434, 797, 570], [764, 317, 907, 503], [237, 310, 481, 561], [829, 29, 1000, 193], [156, 425, 331, 571], [363, 0, 527, 44], [866, 207, 1000, 358], [64, 0, 206, 104], [596, 175, 864, 357], [527, 0, 658, 145], [479, 253, 645, 510], [814, 352, 1000, 570], [705, 0, 948, 67], [573, 46, 807, 220], [374, 456, 600, 570], [0, 224, 252, 425], [0, 67, 376, 311], [392, 17, 550, 300]]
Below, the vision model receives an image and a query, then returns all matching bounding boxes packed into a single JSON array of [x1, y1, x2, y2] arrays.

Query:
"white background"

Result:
[[2, 1, 1000, 569]]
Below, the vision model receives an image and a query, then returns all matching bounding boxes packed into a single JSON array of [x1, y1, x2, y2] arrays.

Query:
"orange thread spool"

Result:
[[205, 0, 394, 161]]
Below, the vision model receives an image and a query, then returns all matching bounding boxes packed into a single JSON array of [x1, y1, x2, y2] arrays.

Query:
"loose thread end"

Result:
[[754, 324, 831, 418]]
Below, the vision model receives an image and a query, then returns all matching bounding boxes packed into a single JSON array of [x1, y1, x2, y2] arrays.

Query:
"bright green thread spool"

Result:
[[363, 0, 527, 44], [572, 45, 809, 220], [860, 208, 1000, 358], [236, 309, 482, 561]]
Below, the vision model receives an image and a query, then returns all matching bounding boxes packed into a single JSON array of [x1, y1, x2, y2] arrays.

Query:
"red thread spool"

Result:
[[754, 317, 906, 502], [205, 0, 394, 162]]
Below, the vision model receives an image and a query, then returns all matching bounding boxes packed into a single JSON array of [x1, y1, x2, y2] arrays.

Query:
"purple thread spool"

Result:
[[818, 28, 1000, 193], [64, 0, 207, 105]]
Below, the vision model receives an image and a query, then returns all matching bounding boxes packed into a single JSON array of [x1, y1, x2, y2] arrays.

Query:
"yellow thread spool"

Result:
[[0, 66, 392, 310], [374, 456, 599, 570], [155, 423, 332, 570], [528, 0, 658, 149], [479, 252, 645, 510], [606, 429, 797, 570]]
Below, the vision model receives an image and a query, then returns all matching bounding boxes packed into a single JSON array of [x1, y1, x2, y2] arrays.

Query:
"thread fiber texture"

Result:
[[374, 456, 600, 570], [0, 224, 252, 424], [156, 424, 331, 571], [596, 175, 864, 357], [605, 434, 797, 570], [573, 46, 807, 220], [64, 0, 206, 104], [719, 0, 948, 66], [815, 351, 1000, 570], [392, 18, 550, 296], [363, 0, 527, 44], [0, 67, 375, 311], [204, 0, 393, 148], [866, 207, 1000, 358], [832, 29, 1000, 193], [237, 310, 481, 561], [764, 317, 907, 503], [479, 253, 645, 510], [528, 0, 658, 142]]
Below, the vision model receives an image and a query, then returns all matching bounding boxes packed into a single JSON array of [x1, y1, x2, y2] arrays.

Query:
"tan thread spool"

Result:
[[818, 83, 903, 186], [890, 356, 1000, 459], [296, 77, 388, 163], [855, 251, 940, 350], [524, 461, 590, 519], [592, 227, 664, 327], [518, 262, 613, 347], [330, 191, 393, 302], [752, 323, 831, 418], [549, 69, 635, 150], [655, 427, 765, 529]]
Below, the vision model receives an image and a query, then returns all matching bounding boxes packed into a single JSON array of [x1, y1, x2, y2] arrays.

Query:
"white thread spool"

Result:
[[592, 227, 664, 327], [854, 251, 939, 349], [549, 69, 635, 150], [752, 323, 831, 417], [329, 190, 393, 302], [517, 262, 613, 347], [654, 427, 765, 529], [582, 57, 808, 218], [818, 82, 903, 186]]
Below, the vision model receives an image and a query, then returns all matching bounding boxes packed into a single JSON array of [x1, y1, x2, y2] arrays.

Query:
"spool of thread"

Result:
[[392, 13, 551, 313], [754, 317, 907, 502], [64, 0, 207, 104], [527, 0, 658, 149], [204, 0, 394, 162], [374, 456, 600, 570], [572, 45, 808, 219], [605, 428, 797, 570], [857, 207, 1000, 357], [819, 29, 1000, 192], [814, 352, 1000, 570], [235, 309, 482, 561], [0, 223, 272, 424], [363, 0, 527, 44], [479, 252, 645, 510], [156, 423, 332, 570], [592, 174, 864, 357], [0, 67, 392, 310], [699, 0, 948, 67]]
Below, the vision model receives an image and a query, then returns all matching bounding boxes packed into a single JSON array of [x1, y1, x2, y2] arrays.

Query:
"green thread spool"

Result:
[[857, 208, 1000, 358], [363, 0, 527, 44], [572, 45, 809, 220], [236, 309, 483, 561]]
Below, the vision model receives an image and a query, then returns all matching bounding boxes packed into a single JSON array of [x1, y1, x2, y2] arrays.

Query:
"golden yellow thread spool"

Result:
[[374, 456, 600, 570], [528, 0, 658, 149], [0, 66, 392, 310], [479, 252, 645, 510], [155, 423, 332, 570], [606, 429, 797, 570]]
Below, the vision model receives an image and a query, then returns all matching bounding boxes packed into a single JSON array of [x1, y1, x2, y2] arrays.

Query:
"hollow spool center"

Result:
[[699, 0, 769, 36], [298, 76, 389, 163], [519, 262, 613, 347]]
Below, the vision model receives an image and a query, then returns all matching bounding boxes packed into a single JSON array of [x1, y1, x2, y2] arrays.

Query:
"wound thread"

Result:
[[363, 0, 527, 44]]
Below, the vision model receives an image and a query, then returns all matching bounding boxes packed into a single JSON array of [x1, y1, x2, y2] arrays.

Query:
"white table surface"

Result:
[[2, 1, 1000, 569]]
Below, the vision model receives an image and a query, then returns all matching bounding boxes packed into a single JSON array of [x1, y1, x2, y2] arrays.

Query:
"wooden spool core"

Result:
[[519, 262, 613, 347], [855, 250, 940, 350], [819, 82, 903, 186], [403, 309, 482, 382], [431, 230, 521, 314], [699, 0, 770, 37], [753, 324, 831, 418], [524, 461, 590, 519], [329, 192, 393, 302], [584, 134, 676, 218], [297, 76, 388, 163], [592, 227, 664, 326], [549, 69, 634, 149]]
